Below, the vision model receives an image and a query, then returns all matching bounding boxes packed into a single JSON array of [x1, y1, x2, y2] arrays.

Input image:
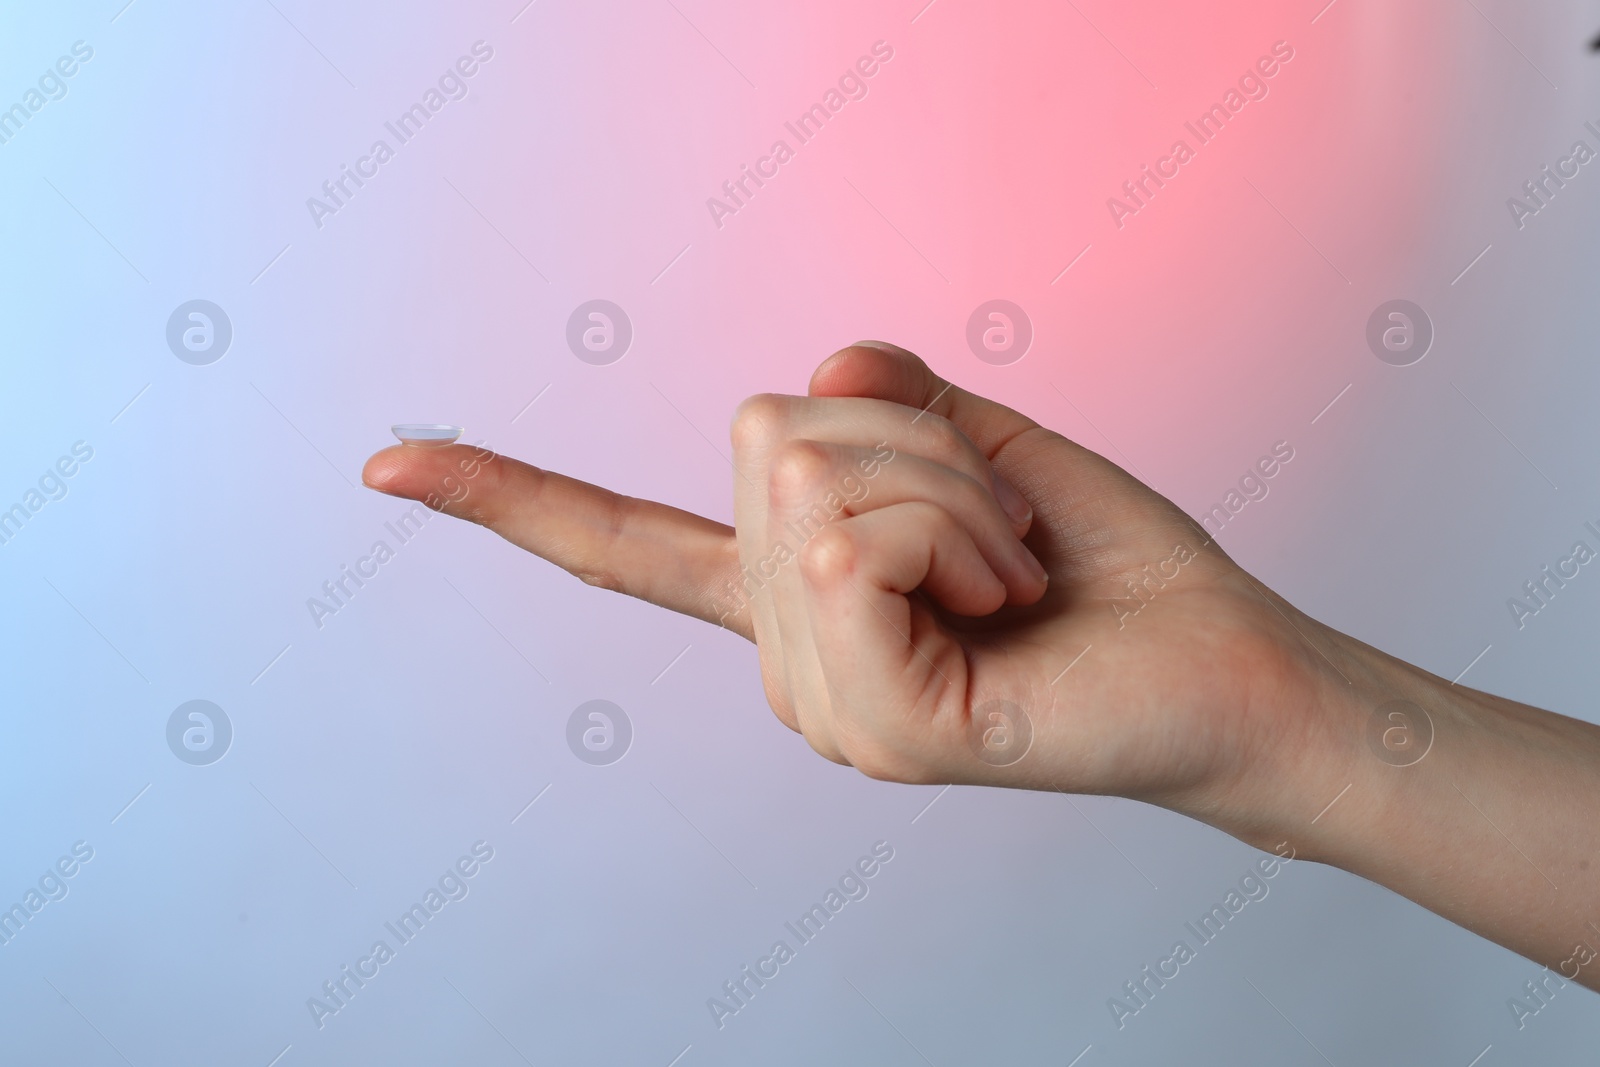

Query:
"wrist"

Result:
[[1216, 594, 1600, 984], [1181, 587, 1430, 864], [1272, 630, 1454, 867]]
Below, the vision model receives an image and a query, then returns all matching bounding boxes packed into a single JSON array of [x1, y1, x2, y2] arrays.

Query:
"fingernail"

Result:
[[992, 471, 1032, 525], [1020, 546, 1049, 586], [852, 340, 900, 352]]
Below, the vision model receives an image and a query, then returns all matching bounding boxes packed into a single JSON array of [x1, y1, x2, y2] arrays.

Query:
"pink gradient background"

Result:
[[2, 0, 1598, 1062]]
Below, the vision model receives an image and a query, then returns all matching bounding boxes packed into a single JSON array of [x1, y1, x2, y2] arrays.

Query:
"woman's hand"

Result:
[[363, 341, 1600, 992], [362, 343, 1345, 831]]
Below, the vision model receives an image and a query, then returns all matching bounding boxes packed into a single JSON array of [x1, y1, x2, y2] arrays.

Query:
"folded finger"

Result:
[[733, 393, 1033, 537], [797, 502, 991, 777], [768, 440, 1047, 604]]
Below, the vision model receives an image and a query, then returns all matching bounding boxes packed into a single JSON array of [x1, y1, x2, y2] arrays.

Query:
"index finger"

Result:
[[362, 444, 751, 639]]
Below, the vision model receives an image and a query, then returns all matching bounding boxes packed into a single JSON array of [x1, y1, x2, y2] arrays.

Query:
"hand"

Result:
[[364, 341, 1600, 990], [361, 343, 1344, 837]]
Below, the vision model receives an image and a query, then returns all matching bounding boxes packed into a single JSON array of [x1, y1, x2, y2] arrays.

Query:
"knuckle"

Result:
[[920, 412, 964, 454], [768, 439, 834, 508], [565, 497, 630, 590], [835, 728, 906, 782], [798, 724, 852, 766], [574, 569, 624, 593], [730, 393, 788, 453], [758, 660, 799, 732], [799, 523, 859, 585], [920, 414, 983, 474]]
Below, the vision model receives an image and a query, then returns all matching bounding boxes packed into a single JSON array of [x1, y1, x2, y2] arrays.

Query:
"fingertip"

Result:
[[1008, 564, 1049, 608], [361, 445, 410, 494], [810, 342, 923, 398], [978, 569, 1012, 616], [999, 531, 1051, 607], [361, 442, 489, 501], [807, 347, 859, 397]]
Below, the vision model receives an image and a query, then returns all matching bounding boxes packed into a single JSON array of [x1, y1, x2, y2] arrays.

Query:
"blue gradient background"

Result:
[[3, 0, 1599, 1063]]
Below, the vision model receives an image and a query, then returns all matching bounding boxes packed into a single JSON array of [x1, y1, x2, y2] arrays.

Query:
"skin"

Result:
[[365, 342, 1600, 992]]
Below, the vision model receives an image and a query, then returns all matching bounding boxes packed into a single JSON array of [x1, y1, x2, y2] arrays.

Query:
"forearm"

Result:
[[1269, 614, 1600, 990]]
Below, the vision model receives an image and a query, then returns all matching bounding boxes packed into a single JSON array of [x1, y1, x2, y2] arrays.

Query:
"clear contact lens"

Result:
[[391, 424, 464, 446]]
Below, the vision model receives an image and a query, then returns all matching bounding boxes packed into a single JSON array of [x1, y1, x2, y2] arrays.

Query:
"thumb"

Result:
[[362, 443, 751, 638], [808, 342, 1040, 457], [809, 341, 1151, 499]]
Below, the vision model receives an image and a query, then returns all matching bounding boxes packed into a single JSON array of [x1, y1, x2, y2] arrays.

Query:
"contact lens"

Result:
[[391, 424, 464, 446]]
